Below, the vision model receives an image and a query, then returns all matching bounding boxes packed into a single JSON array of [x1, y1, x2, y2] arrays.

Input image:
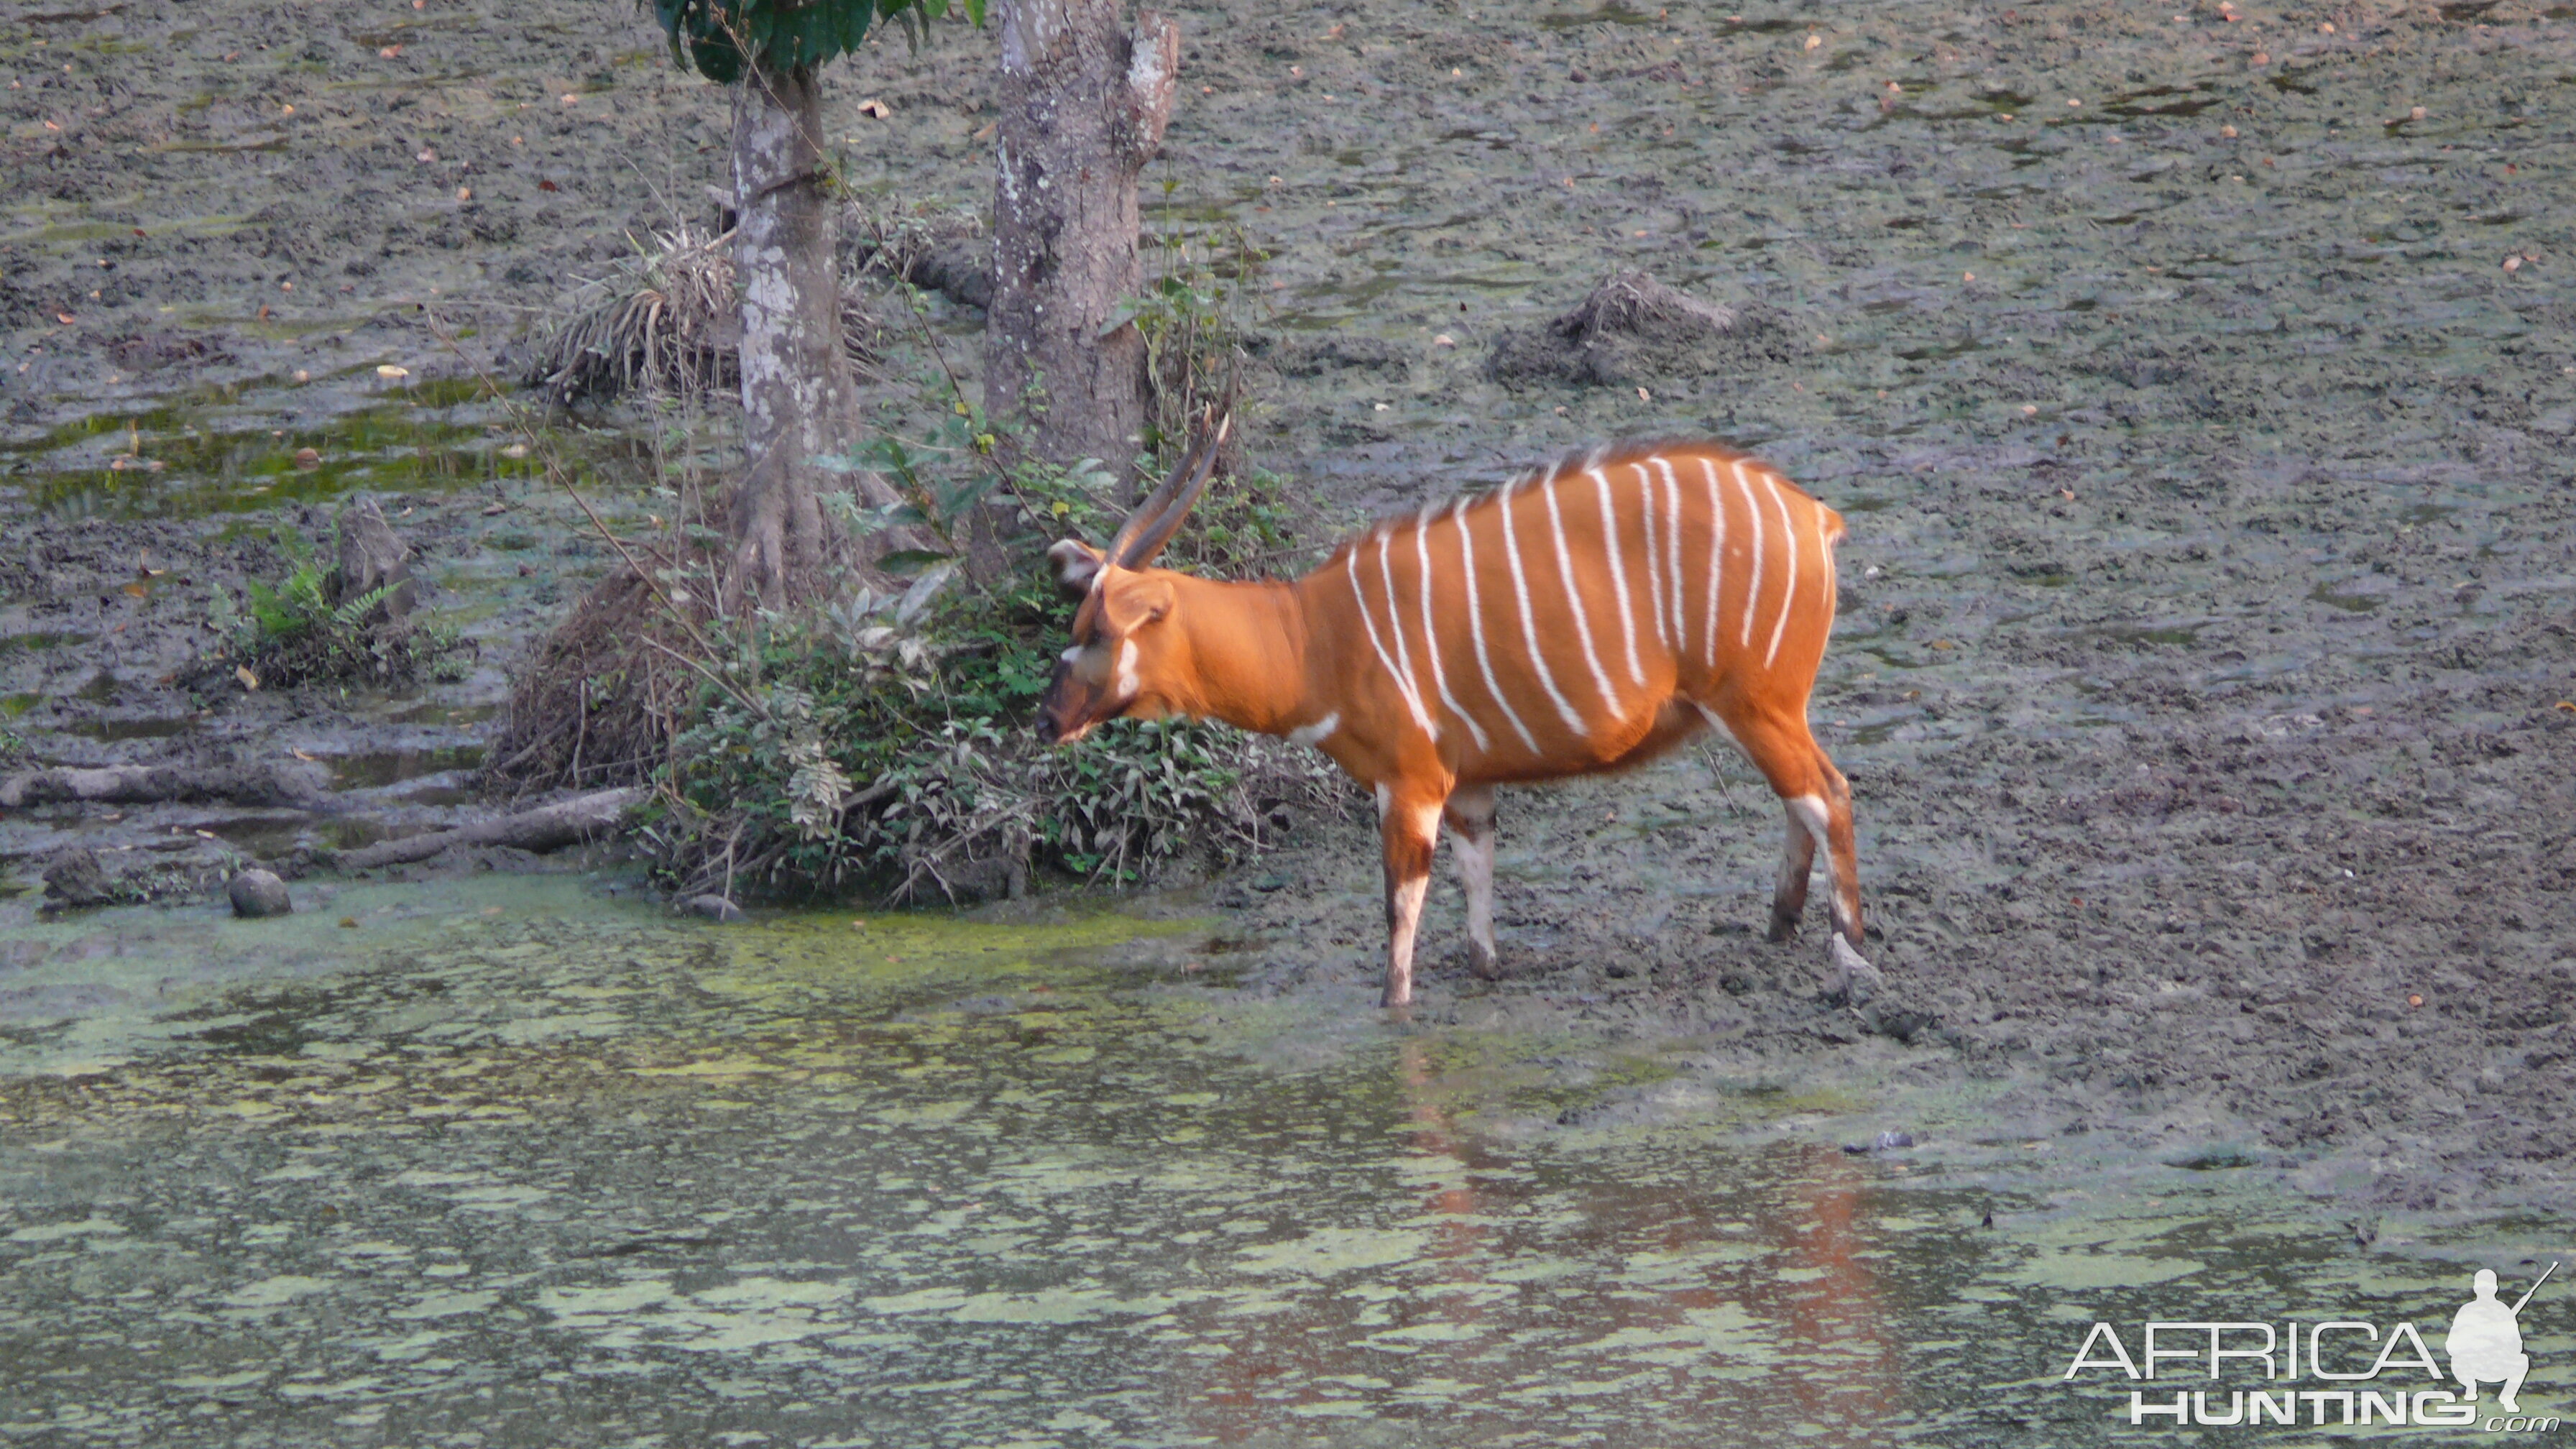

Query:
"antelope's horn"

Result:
[[1108, 408, 1233, 570]]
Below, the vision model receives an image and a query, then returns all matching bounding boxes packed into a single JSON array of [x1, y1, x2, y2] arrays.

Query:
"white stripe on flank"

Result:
[[1414, 505, 1491, 752], [1374, 528, 1441, 741], [1763, 474, 1798, 670], [1634, 464, 1669, 654], [1498, 482, 1588, 736], [1546, 476, 1624, 717], [1698, 456, 1726, 668], [1731, 459, 1765, 650], [1587, 468, 1645, 686], [1346, 542, 1439, 740], [1655, 457, 1685, 651], [1453, 498, 1541, 753], [1818, 504, 1838, 627]]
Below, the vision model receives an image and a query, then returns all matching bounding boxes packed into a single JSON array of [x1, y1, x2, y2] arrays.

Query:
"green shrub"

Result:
[[640, 496, 1342, 904]]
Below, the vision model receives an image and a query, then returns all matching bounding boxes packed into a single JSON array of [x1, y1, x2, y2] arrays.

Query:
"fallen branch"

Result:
[[333, 788, 643, 870], [0, 761, 329, 810]]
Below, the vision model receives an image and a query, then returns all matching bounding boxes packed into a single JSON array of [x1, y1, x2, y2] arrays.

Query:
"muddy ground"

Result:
[[2, 0, 2573, 1223]]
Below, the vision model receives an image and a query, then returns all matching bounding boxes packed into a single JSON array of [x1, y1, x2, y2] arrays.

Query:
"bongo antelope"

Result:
[[1039, 425, 1869, 1008]]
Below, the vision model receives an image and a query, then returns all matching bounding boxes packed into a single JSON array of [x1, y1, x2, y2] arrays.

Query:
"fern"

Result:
[[203, 517, 459, 689]]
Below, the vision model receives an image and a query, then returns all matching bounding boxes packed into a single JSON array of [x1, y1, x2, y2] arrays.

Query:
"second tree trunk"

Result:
[[988, 0, 1179, 493]]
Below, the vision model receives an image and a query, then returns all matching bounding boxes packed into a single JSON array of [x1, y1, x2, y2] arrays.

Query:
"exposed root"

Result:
[[334, 787, 641, 870]]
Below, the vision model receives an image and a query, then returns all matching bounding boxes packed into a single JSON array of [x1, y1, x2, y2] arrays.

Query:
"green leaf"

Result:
[[934, 472, 1000, 522], [875, 548, 954, 576]]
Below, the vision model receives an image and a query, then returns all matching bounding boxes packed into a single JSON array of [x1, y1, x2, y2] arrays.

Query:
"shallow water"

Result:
[[1, 882, 2565, 1445]]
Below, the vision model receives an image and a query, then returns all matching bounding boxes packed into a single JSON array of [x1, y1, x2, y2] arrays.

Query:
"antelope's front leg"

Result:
[[1377, 786, 1444, 1008], [1443, 785, 1500, 980]]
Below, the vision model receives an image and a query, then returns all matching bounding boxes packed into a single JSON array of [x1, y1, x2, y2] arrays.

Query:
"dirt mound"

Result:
[[485, 566, 694, 798], [1486, 270, 1798, 387]]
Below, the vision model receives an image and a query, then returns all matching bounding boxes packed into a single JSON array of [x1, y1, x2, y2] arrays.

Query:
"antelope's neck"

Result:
[[1169, 575, 1317, 737]]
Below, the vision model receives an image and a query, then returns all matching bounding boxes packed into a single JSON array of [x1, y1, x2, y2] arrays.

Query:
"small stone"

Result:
[[687, 895, 745, 922], [228, 869, 293, 919]]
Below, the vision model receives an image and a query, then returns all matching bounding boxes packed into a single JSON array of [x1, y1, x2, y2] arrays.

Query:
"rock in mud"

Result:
[[227, 869, 293, 919], [40, 848, 116, 909], [686, 894, 745, 922], [1486, 269, 1795, 387], [329, 497, 415, 621], [940, 853, 1029, 905]]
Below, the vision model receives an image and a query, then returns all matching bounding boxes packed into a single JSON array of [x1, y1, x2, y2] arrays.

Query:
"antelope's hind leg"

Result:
[[1376, 785, 1445, 1009], [1443, 784, 1500, 980], [1713, 703, 1865, 951]]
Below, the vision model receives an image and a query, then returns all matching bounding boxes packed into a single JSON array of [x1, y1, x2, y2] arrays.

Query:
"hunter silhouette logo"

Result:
[[2450, 1263, 2552, 1413], [2061, 1261, 2561, 1431]]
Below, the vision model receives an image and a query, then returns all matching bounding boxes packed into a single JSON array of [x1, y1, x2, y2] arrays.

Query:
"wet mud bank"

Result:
[[3, 0, 2573, 1239]]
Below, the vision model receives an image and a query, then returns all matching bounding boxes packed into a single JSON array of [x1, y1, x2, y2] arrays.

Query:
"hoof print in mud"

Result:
[[227, 869, 293, 919]]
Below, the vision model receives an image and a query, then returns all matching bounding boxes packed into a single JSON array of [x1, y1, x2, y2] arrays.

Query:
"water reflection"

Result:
[[0, 887, 2563, 1445]]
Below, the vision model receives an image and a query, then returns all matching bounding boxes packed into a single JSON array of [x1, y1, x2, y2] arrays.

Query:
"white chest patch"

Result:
[[1287, 712, 1340, 748], [1116, 639, 1140, 699]]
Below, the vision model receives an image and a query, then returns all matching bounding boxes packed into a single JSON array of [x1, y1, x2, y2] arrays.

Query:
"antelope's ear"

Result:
[[1048, 539, 1105, 599], [1103, 575, 1177, 630]]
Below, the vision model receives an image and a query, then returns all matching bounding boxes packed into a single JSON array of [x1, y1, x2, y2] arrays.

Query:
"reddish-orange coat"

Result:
[[1042, 438, 1865, 1008]]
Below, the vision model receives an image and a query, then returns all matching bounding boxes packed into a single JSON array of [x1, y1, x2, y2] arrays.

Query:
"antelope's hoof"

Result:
[[1465, 941, 1501, 981], [1830, 935, 1885, 1006], [1766, 914, 1800, 944]]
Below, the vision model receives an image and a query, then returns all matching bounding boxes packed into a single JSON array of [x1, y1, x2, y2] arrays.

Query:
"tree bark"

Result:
[[987, 0, 1179, 493], [727, 60, 903, 612]]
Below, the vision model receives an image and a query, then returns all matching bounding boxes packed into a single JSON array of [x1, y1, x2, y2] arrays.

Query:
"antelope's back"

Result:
[[1316, 440, 1844, 773]]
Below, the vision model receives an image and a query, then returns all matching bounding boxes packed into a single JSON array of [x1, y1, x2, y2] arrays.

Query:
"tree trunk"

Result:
[[727, 60, 901, 612], [987, 0, 1179, 494]]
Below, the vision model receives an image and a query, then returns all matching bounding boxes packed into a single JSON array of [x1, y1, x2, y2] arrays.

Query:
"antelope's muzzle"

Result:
[[1035, 658, 1100, 745]]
